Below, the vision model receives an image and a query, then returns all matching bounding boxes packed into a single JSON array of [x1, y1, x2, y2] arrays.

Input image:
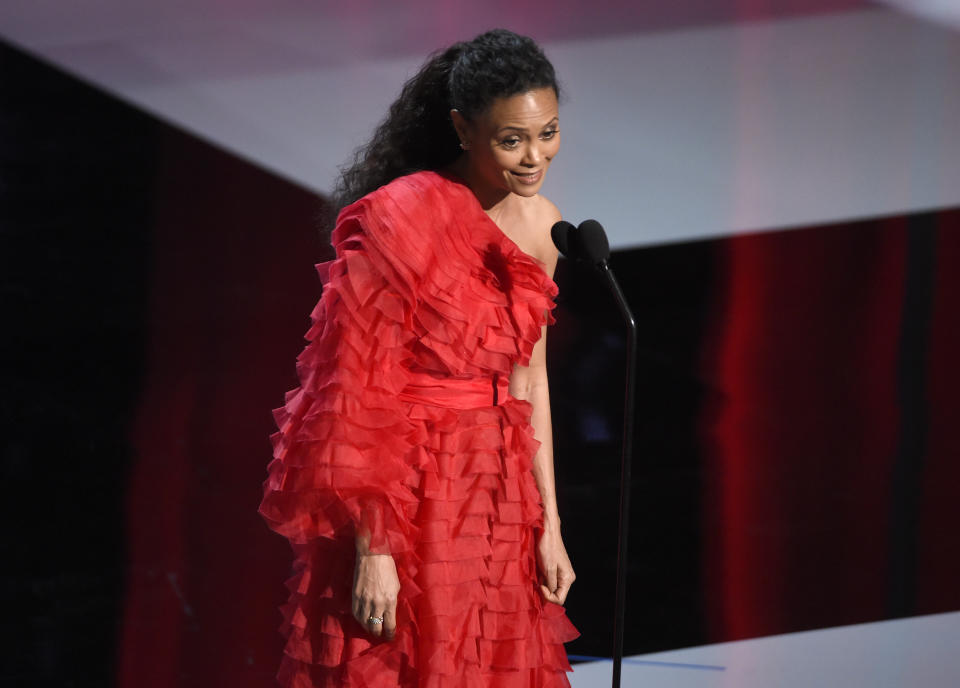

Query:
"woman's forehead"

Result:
[[481, 88, 559, 129]]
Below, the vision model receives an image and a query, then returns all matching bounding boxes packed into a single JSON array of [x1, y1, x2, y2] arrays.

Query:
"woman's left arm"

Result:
[[510, 326, 576, 605], [509, 236, 576, 605]]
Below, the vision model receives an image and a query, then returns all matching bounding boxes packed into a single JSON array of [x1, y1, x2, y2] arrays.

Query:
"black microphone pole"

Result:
[[600, 259, 637, 688], [552, 220, 637, 688]]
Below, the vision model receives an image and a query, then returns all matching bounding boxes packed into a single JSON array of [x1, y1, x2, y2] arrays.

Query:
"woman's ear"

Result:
[[450, 109, 470, 148]]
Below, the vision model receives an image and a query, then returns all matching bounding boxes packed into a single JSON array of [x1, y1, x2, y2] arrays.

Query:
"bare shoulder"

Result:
[[535, 194, 562, 226], [530, 194, 561, 267], [505, 193, 561, 275]]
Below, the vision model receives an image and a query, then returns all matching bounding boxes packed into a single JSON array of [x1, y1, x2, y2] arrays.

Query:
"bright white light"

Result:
[[879, 0, 960, 29]]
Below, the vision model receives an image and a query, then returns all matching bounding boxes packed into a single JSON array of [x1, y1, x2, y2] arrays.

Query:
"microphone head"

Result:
[[574, 219, 611, 265], [551, 220, 576, 257]]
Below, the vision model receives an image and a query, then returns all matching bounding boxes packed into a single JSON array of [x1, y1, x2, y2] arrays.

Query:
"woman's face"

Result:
[[454, 87, 560, 198]]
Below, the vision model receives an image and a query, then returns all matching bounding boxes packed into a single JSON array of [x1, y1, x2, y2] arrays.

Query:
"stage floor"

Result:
[[569, 611, 960, 687]]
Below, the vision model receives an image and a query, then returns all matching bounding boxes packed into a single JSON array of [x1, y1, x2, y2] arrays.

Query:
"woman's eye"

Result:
[[541, 129, 558, 140], [501, 138, 521, 149]]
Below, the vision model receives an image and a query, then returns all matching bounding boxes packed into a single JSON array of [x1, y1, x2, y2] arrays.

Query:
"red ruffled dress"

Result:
[[259, 170, 580, 687]]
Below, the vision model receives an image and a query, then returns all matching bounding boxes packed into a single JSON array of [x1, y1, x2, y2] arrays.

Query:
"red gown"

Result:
[[259, 169, 580, 687]]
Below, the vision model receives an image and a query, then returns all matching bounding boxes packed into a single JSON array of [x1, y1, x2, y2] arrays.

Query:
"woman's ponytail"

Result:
[[331, 43, 465, 219]]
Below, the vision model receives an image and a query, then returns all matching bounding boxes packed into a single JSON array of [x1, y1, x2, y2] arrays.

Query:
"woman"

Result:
[[260, 29, 579, 687]]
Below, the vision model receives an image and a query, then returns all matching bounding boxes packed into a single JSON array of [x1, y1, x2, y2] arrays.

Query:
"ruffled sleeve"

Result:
[[258, 200, 422, 556]]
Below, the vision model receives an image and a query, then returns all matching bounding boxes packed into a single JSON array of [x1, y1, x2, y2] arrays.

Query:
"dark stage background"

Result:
[[3, 41, 959, 686]]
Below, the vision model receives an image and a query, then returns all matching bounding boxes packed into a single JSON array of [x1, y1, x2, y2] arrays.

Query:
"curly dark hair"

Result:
[[328, 29, 560, 227]]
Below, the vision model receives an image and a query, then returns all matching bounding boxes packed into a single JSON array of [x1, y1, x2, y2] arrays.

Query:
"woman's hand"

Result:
[[352, 544, 400, 640], [536, 524, 575, 605]]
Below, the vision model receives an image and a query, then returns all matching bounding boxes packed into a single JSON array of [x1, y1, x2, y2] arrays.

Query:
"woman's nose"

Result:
[[522, 143, 542, 166]]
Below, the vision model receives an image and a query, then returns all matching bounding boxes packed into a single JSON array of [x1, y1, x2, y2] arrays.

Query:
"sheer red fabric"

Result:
[[259, 170, 580, 687]]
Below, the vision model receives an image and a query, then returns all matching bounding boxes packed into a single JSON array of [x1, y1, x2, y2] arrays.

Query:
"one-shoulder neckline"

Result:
[[432, 169, 557, 289]]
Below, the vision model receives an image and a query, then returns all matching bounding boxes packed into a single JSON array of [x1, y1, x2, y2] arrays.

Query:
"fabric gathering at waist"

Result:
[[397, 372, 509, 409]]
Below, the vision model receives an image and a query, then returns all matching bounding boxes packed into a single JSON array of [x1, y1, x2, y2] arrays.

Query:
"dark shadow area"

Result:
[[550, 240, 718, 656], [553, 211, 960, 657], [1, 41, 154, 686]]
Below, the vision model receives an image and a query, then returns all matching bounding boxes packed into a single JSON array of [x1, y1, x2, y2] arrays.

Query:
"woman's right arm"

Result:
[[259, 209, 418, 639]]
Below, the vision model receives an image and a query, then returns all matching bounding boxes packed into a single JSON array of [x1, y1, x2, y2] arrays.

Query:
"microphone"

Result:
[[572, 219, 610, 266], [550, 220, 575, 258], [551, 219, 611, 267], [550, 216, 636, 688]]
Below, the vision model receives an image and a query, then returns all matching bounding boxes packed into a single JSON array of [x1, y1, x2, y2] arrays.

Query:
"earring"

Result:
[[459, 141, 471, 150]]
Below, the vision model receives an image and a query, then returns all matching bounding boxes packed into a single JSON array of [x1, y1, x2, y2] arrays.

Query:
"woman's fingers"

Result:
[[366, 604, 385, 638], [540, 583, 562, 604], [357, 596, 385, 638], [382, 604, 398, 640], [352, 590, 382, 637], [544, 560, 559, 595], [360, 598, 397, 639], [555, 566, 575, 605], [539, 561, 576, 605], [354, 594, 396, 639]]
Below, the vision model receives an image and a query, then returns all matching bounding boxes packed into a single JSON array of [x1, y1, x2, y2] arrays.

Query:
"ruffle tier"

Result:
[[259, 170, 578, 687]]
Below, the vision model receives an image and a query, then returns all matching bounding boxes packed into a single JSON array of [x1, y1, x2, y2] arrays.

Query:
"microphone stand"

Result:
[[552, 220, 637, 687], [598, 260, 637, 688]]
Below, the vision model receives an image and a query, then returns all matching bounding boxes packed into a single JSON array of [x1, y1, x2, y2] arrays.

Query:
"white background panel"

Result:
[[2, 2, 958, 249]]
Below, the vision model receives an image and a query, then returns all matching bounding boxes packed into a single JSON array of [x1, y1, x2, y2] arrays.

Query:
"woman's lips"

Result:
[[511, 169, 542, 185]]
